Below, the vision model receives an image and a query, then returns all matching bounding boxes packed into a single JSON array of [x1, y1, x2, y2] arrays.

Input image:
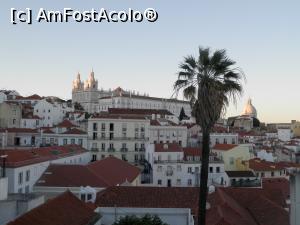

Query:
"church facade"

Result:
[[72, 71, 191, 117]]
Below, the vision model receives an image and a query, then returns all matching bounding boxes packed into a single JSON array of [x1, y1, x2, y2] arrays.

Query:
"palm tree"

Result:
[[174, 47, 244, 225]]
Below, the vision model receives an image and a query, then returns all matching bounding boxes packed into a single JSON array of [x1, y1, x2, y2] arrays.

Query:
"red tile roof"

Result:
[[262, 178, 290, 200], [208, 188, 289, 225], [56, 119, 78, 128], [96, 186, 199, 217], [36, 156, 140, 188], [213, 144, 238, 151], [154, 143, 183, 152], [5, 128, 39, 133], [249, 158, 285, 171], [41, 128, 55, 134], [62, 128, 87, 135], [95, 186, 289, 225], [183, 147, 202, 157], [7, 191, 100, 225], [0, 145, 88, 168], [16, 94, 43, 100], [36, 164, 110, 188], [87, 156, 141, 185]]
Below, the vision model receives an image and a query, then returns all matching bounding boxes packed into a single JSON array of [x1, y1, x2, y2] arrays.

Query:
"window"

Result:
[[101, 123, 105, 131], [216, 138, 219, 144], [157, 166, 162, 172], [109, 123, 114, 131], [18, 188, 23, 194], [101, 143, 105, 151], [261, 172, 265, 177], [63, 139, 68, 145], [135, 143, 139, 151], [158, 179, 162, 185], [230, 157, 234, 165], [18, 172, 23, 185], [223, 138, 227, 144], [93, 132, 97, 140], [188, 167, 192, 173], [271, 171, 274, 177], [167, 155, 171, 161], [25, 185, 30, 193], [13, 119, 16, 125], [122, 154, 127, 161], [93, 123, 97, 131], [232, 138, 236, 144], [78, 139, 83, 146], [109, 133, 114, 140], [188, 179, 192, 186], [87, 194, 92, 200], [101, 132, 105, 138], [26, 170, 30, 182], [134, 154, 139, 162], [71, 139, 75, 144], [80, 194, 86, 201], [177, 165, 182, 171], [176, 179, 181, 185], [92, 154, 97, 161], [216, 167, 220, 173], [209, 167, 213, 173]]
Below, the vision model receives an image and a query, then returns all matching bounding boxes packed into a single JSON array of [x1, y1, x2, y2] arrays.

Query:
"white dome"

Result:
[[242, 98, 257, 118]]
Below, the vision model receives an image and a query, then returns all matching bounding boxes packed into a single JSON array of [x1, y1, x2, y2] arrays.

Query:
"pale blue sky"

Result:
[[0, 1, 299, 123]]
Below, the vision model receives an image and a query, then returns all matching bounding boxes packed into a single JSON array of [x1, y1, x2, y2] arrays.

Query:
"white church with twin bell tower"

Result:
[[72, 70, 192, 117]]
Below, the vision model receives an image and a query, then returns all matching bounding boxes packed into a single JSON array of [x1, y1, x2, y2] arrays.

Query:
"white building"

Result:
[[146, 143, 225, 187], [278, 127, 293, 142], [33, 99, 72, 127], [0, 92, 7, 103], [72, 72, 192, 117], [149, 117, 188, 147], [20, 115, 42, 129], [88, 114, 150, 163], [1, 145, 91, 194]]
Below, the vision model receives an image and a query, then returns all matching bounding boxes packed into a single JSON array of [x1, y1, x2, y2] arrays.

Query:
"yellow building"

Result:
[[292, 120, 300, 137], [211, 144, 252, 171]]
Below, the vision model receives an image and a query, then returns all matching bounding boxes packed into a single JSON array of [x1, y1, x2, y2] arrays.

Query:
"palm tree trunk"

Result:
[[198, 130, 210, 225]]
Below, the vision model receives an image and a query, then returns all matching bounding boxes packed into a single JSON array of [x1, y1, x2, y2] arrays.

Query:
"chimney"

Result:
[[290, 168, 300, 225]]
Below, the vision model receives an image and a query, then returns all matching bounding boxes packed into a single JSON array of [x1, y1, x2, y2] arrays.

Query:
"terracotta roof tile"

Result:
[[154, 143, 183, 152], [0, 145, 88, 168], [36, 156, 140, 188], [249, 158, 285, 171], [62, 128, 87, 135], [7, 191, 100, 225], [87, 156, 141, 185], [56, 119, 78, 128], [213, 144, 238, 151]]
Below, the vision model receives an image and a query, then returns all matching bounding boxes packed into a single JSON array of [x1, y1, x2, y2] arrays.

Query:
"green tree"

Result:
[[73, 102, 84, 111], [174, 47, 244, 225], [113, 214, 169, 225]]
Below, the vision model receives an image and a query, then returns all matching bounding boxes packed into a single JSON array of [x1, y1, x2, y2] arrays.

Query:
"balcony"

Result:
[[231, 179, 261, 187], [154, 160, 184, 164], [107, 148, 115, 152], [139, 148, 145, 152], [166, 170, 173, 176], [120, 148, 128, 152], [89, 137, 149, 141], [90, 148, 99, 152]]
